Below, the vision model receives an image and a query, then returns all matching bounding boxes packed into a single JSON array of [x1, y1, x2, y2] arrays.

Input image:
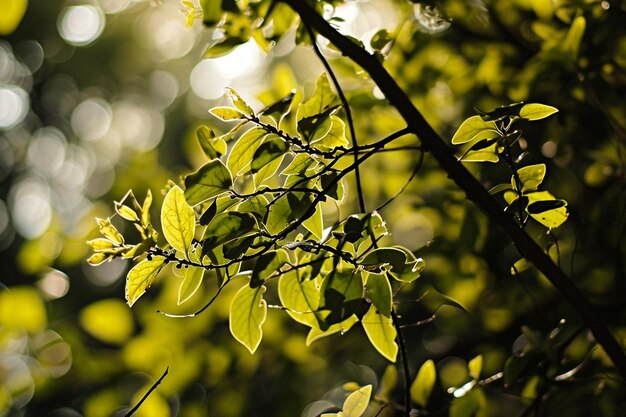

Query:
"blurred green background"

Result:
[[1, 0, 626, 416]]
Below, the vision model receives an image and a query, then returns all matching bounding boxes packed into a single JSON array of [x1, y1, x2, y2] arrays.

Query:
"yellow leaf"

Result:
[[161, 185, 195, 254], [229, 284, 267, 353], [125, 256, 165, 306], [0, 0, 28, 35], [410, 359, 436, 407], [343, 385, 372, 417], [361, 305, 398, 362]]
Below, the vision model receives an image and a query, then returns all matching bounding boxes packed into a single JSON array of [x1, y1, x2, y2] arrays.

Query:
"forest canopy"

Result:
[[1, 0, 626, 416]]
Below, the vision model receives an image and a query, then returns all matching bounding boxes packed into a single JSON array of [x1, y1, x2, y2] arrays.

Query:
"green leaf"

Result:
[[477, 102, 525, 122], [361, 305, 398, 362], [361, 247, 424, 283], [96, 217, 124, 245], [236, 195, 270, 221], [227, 127, 267, 176], [451, 115, 498, 145], [525, 191, 568, 228], [518, 103, 559, 121], [278, 269, 320, 327], [251, 249, 289, 288], [343, 385, 372, 417], [196, 125, 227, 160], [114, 202, 139, 222], [258, 90, 295, 125], [297, 105, 339, 143], [296, 73, 341, 142], [364, 273, 392, 317], [306, 315, 359, 345], [460, 142, 500, 163], [312, 115, 349, 150], [254, 155, 285, 187], [225, 87, 254, 116], [209, 106, 246, 121], [202, 212, 257, 248], [161, 185, 195, 254], [410, 359, 436, 407], [184, 159, 233, 206], [125, 256, 166, 306], [281, 154, 318, 175], [0, 0, 28, 35], [265, 194, 293, 235], [303, 204, 324, 241], [250, 135, 288, 173], [178, 265, 205, 305], [319, 269, 364, 328], [515, 164, 547, 193], [296, 73, 340, 121], [229, 284, 267, 354]]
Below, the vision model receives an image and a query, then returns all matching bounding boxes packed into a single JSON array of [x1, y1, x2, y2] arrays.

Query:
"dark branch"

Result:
[[278, 0, 626, 378]]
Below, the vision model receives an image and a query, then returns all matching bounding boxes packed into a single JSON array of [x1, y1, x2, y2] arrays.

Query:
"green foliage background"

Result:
[[1, 0, 626, 416]]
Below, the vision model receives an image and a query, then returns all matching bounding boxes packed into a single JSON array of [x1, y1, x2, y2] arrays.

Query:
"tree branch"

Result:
[[278, 0, 626, 378]]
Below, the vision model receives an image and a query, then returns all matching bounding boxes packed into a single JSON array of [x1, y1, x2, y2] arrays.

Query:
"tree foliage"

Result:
[[1, 0, 626, 417]]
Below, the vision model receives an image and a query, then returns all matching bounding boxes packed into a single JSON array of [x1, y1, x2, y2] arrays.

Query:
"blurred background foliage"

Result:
[[1, 0, 626, 416]]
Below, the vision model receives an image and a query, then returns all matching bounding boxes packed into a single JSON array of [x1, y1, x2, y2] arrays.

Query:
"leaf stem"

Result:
[[303, 22, 366, 213]]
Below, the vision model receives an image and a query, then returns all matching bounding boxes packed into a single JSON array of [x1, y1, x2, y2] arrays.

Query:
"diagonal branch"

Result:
[[278, 0, 626, 378]]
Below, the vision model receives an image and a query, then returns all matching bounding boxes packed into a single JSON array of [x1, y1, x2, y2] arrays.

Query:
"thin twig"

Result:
[[124, 367, 169, 417], [304, 22, 366, 213], [391, 309, 411, 417]]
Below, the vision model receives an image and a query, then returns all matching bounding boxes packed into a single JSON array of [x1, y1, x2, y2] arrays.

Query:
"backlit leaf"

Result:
[[196, 125, 227, 160], [250, 135, 288, 173], [518, 103, 558, 121], [278, 269, 320, 327], [184, 159, 233, 206], [227, 127, 267, 176], [343, 385, 372, 417], [202, 212, 257, 248], [410, 359, 436, 407], [516, 163, 546, 192], [525, 191, 568, 228], [251, 249, 289, 287], [125, 256, 165, 306], [364, 272, 392, 317], [178, 265, 205, 305], [161, 185, 195, 254], [225, 87, 254, 116], [303, 204, 324, 241], [306, 315, 359, 345], [209, 106, 246, 121], [319, 269, 364, 328], [451, 115, 498, 145], [361, 305, 398, 362], [229, 284, 267, 353]]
